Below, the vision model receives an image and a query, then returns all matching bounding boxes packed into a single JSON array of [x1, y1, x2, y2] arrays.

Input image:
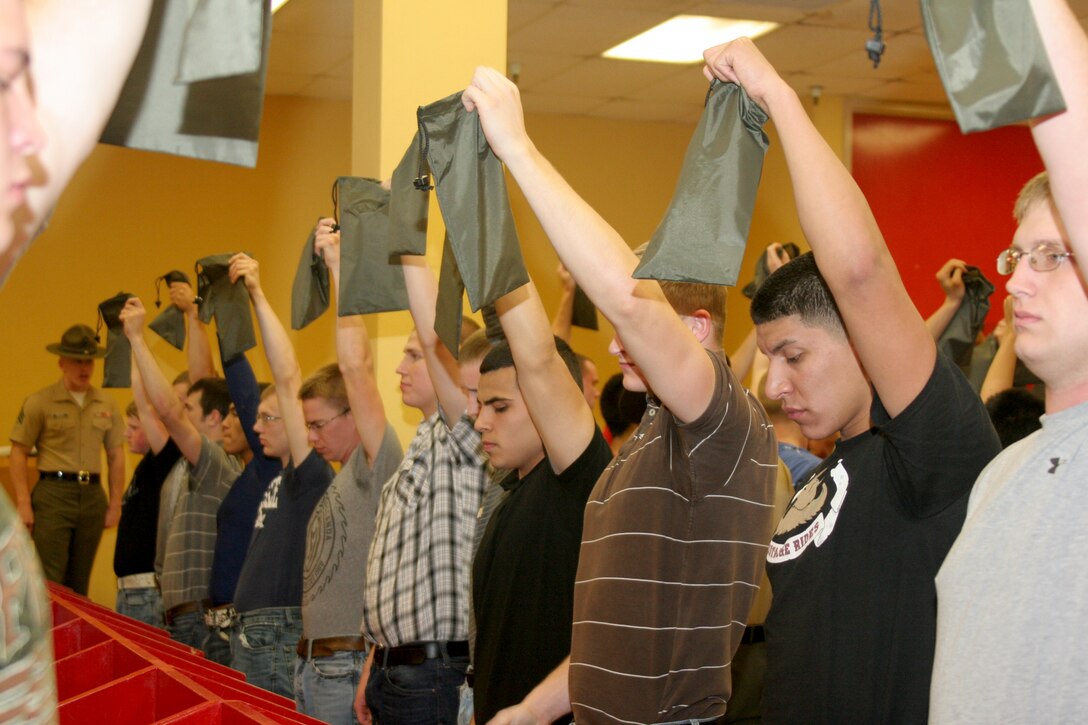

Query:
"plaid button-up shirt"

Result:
[[362, 413, 488, 647]]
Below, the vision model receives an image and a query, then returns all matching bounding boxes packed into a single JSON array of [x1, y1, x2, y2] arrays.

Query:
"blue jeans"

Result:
[[115, 587, 164, 629], [167, 609, 232, 665], [365, 653, 468, 725], [294, 648, 366, 725], [230, 606, 302, 699]]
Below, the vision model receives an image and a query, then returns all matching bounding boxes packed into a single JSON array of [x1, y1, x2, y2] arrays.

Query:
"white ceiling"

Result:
[[266, 0, 1088, 123]]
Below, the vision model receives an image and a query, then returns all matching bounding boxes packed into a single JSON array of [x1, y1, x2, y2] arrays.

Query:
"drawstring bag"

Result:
[[149, 270, 191, 349], [97, 292, 136, 388], [434, 234, 468, 358], [336, 177, 409, 316], [921, 0, 1065, 133], [388, 132, 430, 256], [417, 91, 530, 312], [572, 286, 598, 331], [101, 0, 270, 167], [742, 243, 801, 300], [634, 81, 769, 286], [937, 266, 995, 370], [290, 218, 330, 330], [195, 253, 256, 362]]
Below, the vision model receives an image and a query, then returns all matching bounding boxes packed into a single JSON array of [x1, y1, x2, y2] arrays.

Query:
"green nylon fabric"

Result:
[[921, 0, 1065, 133], [98, 292, 135, 389], [937, 266, 995, 370], [388, 132, 430, 256], [290, 220, 330, 330], [633, 81, 769, 286], [195, 253, 256, 362], [337, 177, 409, 316], [149, 270, 191, 350], [100, 0, 270, 168], [417, 91, 530, 312], [434, 234, 467, 359], [572, 286, 598, 331]]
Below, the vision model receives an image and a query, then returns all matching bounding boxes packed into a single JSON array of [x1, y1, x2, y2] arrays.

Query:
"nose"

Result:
[[307, 426, 320, 444], [764, 363, 791, 400], [608, 336, 622, 358], [1005, 261, 1033, 299], [8, 80, 46, 160], [474, 407, 490, 433], [466, 393, 480, 419]]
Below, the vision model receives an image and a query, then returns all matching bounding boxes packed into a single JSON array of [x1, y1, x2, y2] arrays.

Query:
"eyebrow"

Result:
[[481, 395, 512, 406], [770, 338, 799, 355]]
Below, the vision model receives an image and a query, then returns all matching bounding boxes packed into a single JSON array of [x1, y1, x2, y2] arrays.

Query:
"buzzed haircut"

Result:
[[633, 242, 726, 349], [1013, 171, 1052, 224], [259, 382, 276, 401], [480, 336, 582, 388], [459, 329, 494, 365], [299, 363, 348, 409], [125, 401, 139, 419], [750, 252, 846, 337], [172, 370, 190, 386], [188, 377, 231, 418]]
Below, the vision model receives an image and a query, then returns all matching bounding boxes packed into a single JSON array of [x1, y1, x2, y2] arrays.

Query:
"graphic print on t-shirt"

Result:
[[767, 459, 848, 563], [253, 474, 283, 530], [302, 487, 348, 604]]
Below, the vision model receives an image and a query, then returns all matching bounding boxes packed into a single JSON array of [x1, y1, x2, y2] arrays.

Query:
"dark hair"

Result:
[[125, 401, 139, 419], [599, 373, 647, 438], [479, 336, 581, 388], [188, 377, 231, 419], [750, 252, 845, 336], [985, 388, 1044, 449]]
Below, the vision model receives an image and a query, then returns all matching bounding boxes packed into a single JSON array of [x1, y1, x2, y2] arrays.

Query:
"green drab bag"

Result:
[[337, 177, 409, 316], [97, 292, 136, 388], [921, 0, 1065, 133], [195, 253, 256, 362], [633, 81, 769, 285], [290, 219, 330, 330], [149, 270, 191, 350]]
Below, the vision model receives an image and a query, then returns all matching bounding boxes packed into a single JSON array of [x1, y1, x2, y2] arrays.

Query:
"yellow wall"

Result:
[[0, 90, 845, 609]]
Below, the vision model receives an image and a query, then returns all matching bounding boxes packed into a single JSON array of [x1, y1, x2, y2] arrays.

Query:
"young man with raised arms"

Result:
[[463, 68, 778, 725]]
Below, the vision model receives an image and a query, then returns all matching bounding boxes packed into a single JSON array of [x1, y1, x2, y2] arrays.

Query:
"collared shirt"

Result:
[[10, 380, 123, 472], [362, 413, 488, 647]]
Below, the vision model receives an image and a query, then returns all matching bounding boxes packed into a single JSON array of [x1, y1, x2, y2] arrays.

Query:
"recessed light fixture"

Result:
[[272, 0, 291, 13], [603, 15, 780, 64]]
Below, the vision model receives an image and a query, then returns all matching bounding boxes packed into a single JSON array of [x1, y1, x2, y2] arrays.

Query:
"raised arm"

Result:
[[131, 352, 170, 454], [980, 296, 1019, 402], [496, 282, 596, 475], [550, 263, 575, 344], [170, 281, 216, 380], [3, 1, 152, 280], [1028, 0, 1088, 275], [924, 259, 968, 341], [704, 39, 935, 417], [463, 68, 715, 424], [228, 253, 309, 465], [400, 253, 468, 423], [314, 217, 388, 461], [121, 297, 203, 464]]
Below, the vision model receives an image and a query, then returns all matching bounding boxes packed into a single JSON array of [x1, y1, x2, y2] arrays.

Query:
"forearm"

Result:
[[980, 335, 1019, 402], [186, 310, 216, 380], [401, 255, 466, 419], [250, 288, 303, 392], [107, 449, 125, 504], [131, 333, 185, 424], [925, 298, 964, 342], [730, 326, 759, 384], [551, 288, 574, 343], [520, 657, 572, 723], [9, 445, 31, 506], [131, 358, 170, 453]]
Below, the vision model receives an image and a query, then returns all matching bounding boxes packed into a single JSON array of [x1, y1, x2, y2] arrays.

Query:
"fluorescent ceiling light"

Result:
[[603, 15, 780, 64], [271, 0, 291, 13]]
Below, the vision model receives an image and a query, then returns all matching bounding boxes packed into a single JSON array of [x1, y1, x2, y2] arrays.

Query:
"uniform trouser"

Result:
[[30, 478, 106, 595]]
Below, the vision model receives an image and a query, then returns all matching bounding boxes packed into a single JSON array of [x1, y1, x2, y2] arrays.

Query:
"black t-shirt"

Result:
[[473, 428, 612, 724], [233, 449, 335, 611], [114, 440, 182, 578], [763, 353, 1000, 724]]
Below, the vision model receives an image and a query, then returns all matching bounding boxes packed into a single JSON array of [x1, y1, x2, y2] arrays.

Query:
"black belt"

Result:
[[165, 599, 211, 626], [39, 470, 100, 484], [741, 625, 765, 645], [373, 640, 469, 668]]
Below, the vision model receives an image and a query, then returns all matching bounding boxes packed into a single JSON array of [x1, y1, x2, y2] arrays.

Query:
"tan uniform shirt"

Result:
[[10, 380, 123, 472]]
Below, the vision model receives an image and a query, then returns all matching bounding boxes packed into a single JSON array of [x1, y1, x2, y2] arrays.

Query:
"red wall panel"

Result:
[[851, 113, 1043, 332]]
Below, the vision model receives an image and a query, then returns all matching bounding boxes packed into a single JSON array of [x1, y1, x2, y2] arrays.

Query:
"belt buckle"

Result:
[[76, 470, 92, 484]]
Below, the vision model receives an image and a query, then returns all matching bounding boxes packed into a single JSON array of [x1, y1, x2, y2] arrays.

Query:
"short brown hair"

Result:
[[633, 242, 727, 349], [125, 401, 139, 419], [299, 363, 348, 408], [1014, 171, 1051, 223], [459, 329, 493, 365]]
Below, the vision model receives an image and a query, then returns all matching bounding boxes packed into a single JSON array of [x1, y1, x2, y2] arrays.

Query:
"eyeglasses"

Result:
[[305, 409, 350, 432], [997, 244, 1075, 275], [257, 413, 283, 424]]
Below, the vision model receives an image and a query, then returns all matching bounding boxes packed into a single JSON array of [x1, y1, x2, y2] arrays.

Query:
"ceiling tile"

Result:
[[269, 32, 351, 75], [520, 92, 609, 116], [508, 4, 675, 56], [508, 1, 560, 32], [505, 52, 585, 91], [273, 0, 352, 37], [860, 80, 953, 105], [782, 71, 885, 98], [752, 24, 872, 73], [265, 71, 313, 96], [531, 57, 685, 100], [301, 76, 353, 101], [809, 31, 936, 81], [564, 0, 696, 11], [685, 1, 808, 24], [588, 98, 702, 124], [325, 56, 353, 80], [802, 0, 922, 33]]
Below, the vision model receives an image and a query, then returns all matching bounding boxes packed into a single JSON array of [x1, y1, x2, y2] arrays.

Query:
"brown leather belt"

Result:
[[296, 635, 369, 659], [39, 470, 100, 484], [164, 599, 211, 626], [373, 640, 469, 668]]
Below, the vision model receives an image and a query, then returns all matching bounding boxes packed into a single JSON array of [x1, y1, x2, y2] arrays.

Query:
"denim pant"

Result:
[[115, 586, 164, 629], [167, 609, 232, 665], [365, 652, 468, 725], [294, 648, 366, 725], [230, 606, 303, 700]]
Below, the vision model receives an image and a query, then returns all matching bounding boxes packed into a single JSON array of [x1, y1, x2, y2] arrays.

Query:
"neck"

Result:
[[1044, 377, 1088, 414], [241, 449, 254, 465], [517, 451, 547, 480]]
